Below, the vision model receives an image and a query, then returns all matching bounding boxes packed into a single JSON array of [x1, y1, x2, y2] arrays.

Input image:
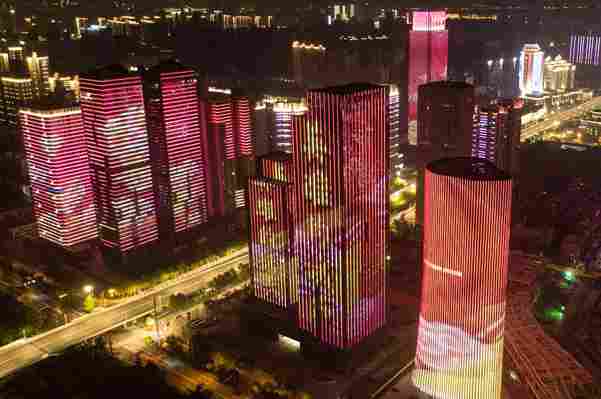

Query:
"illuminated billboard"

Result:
[[414, 157, 512, 399]]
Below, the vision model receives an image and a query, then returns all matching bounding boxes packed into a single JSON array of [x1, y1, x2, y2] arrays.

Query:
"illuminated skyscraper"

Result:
[[389, 84, 403, 173], [143, 61, 208, 238], [293, 83, 388, 349], [206, 92, 255, 216], [80, 65, 158, 253], [26, 52, 50, 99], [1, 76, 33, 126], [472, 99, 523, 176], [519, 44, 544, 96], [416, 81, 474, 225], [19, 103, 97, 247], [408, 11, 448, 126], [414, 157, 512, 399], [8, 46, 25, 72], [249, 152, 297, 308]]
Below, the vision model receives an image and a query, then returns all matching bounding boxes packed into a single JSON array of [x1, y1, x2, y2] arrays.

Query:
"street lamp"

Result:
[[83, 285, 94, 295]]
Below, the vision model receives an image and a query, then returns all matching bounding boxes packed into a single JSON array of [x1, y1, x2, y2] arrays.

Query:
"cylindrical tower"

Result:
[[413, 157, 512, 399]]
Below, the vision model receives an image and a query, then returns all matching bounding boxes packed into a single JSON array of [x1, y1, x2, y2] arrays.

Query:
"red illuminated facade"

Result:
[[249, 153, 297, 308], [206, 93, 255, 216], [20, 104, 97, 247], [143, 61, 208, 238], [80, 65, 158, 252], [292, 83, 388, 349], [414, 157, 512, 399], [408, 11, 448, 124], [472, 99, 523, 176]]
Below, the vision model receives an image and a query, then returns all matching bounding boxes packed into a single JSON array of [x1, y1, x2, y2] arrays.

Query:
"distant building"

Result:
[[472, 99, 523, 176], [19, 103, 97, 247], [416, 81, 475, 226], [253, 97, 308, 155], [1, 76, 33, 126], [80, 65, 159, 253], [293, 83, 388, 349], [543, 55, 576, 92], [519, 44, 545, 96], [143, 60, 209, 239], [408, 11, 448, 126], [26, 51, 50, 99], [414, 157, 512, 399]]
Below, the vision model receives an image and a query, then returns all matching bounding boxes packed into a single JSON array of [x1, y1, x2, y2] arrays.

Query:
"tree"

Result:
[[83, 294, 96, 313]]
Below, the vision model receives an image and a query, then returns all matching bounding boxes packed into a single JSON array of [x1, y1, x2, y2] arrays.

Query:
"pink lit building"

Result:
[[408, 11, 448, 125], [80, 65, 158, 252], [143, 61, 208, 238], [20, 104, 97, 247], [292, 83, 389, 349]]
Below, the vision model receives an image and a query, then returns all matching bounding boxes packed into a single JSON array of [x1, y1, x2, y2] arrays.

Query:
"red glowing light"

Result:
[[145, 66, 208, 234], [20, 107, 97, 247], [292, 84, 389, 349], [414, 158, 512, 398], [412, 11, 447, 32], [80, 69, 159, 252]]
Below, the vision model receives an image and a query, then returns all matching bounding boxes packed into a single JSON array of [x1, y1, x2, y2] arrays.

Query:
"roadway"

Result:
[[521, 96, 601, 141], [0, 249, 249, 379]]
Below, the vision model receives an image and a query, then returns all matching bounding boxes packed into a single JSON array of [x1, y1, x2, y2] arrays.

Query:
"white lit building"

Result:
[[519, 44, 544, 96], [543, 55, 576, 92]]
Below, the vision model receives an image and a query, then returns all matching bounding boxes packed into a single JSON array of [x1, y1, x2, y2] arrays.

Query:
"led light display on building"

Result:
[[20, 106, 97, 247], [389, 84, 402, 171], [519, 44, 544, 96], [569, 34, 601, 66], [144, 61, 208, 236], [293, 83, 388, 349], [414, 157, 512, 399], [273, 102, 307, 153], [80, 66, 158, 252], [249, 177, 297, 308], [408, 11, 448, 123]]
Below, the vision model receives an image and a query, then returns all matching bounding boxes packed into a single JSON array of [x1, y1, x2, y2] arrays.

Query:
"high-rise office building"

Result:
[[7, 46, 25, 72], [389, 84, 403, 173], [472, 99, 523, 176], [143, 61, 208, 238], [19, 103, 97, 247], [416, 81, 475, 226], [26, 52, 50, 99], [414, 157, 512, 399], [205, 93, 255, 217], [1, 76, 33, 126], [293, 83, 388, 349], [543, 55, 576, 92], [408, 11, 448, 126], [519, 44, 545, 96], [249, 152, 297, 309], [80, 65, 158, 253]]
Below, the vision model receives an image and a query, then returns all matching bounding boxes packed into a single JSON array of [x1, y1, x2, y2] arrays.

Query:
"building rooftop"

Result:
[[427, 157, 511, 181], [21, 96, 78, 112], [80, 64, 135, 80], [310, 82, 384, 95], [421, 80, 473, 90]]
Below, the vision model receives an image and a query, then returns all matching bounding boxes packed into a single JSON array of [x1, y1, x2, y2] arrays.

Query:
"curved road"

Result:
[[0, 249, 249, 379]]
